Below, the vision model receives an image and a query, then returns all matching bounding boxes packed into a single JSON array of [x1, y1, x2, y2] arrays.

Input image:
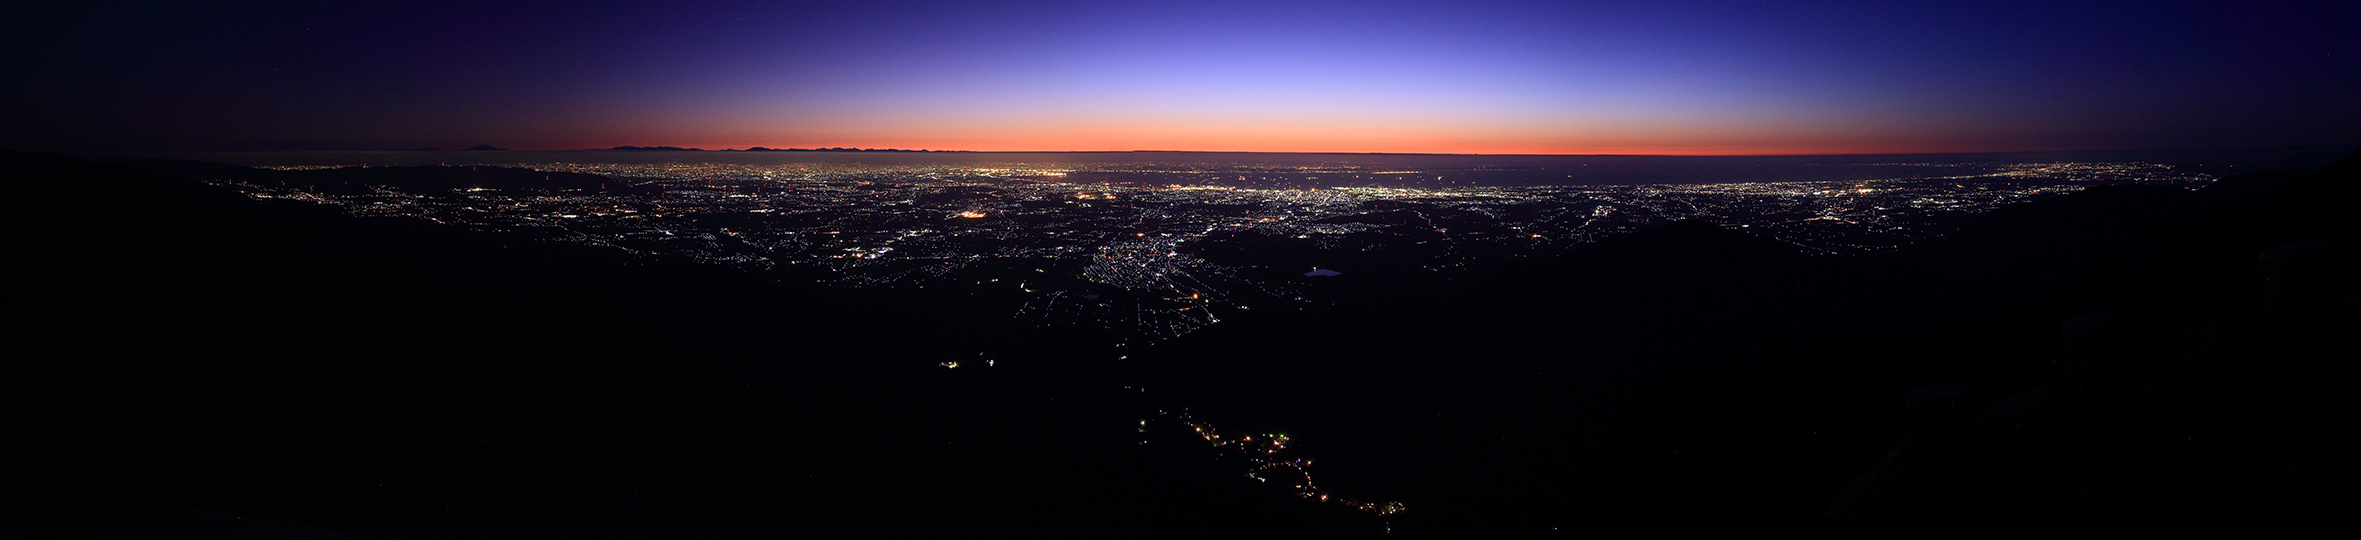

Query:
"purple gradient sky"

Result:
[[7, 1, 2355, 154]]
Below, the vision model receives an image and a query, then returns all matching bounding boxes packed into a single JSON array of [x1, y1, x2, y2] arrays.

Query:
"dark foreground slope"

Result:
[[4, 149, 2352, 539], [3, 153, 882, 538], [1811, 152, 2356, 523], [1126, 150, 2356, 534], [1, 153, 1384, 539]]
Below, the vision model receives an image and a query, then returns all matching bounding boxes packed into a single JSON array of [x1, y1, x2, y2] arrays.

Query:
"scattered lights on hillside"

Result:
[[1163, 409, 1406, 516]]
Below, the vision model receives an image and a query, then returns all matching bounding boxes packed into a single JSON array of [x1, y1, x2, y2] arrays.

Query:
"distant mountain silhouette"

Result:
[[720, 147, 938, 152], [462, 144, 504, 151], [601, 145, 957, 152], [607, 145, 704, 151]]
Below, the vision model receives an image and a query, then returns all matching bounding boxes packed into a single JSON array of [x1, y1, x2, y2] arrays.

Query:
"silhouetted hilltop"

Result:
[[810, 147, 929, 152], [1814, 150, 2358, 524], [1825, 259, 2351, 524], [5, 153, 263, 222], [1892, 148, 2361, 326], [2261, 147, 2361, 225], [2192, 167, 2307, 203], [599, 144, 951, 152], [1920, 184, 2203, 273]]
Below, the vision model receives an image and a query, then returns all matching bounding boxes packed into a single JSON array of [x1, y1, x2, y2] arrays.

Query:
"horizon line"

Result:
[[118, 142, 2361, 159]]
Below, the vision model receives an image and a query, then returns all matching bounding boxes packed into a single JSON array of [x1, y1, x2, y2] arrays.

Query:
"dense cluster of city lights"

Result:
[[211, 158, 2207, 521], [223, 160, 2208, 346]]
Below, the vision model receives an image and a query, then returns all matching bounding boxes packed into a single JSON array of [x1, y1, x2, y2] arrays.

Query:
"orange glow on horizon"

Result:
[[537, 106, 2053, 156], [527, 138, 2033, 156], [539, 131, 2021, 156]]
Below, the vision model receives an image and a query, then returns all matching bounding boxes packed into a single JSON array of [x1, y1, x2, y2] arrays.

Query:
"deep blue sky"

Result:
[[7, 1, 2355, 154]]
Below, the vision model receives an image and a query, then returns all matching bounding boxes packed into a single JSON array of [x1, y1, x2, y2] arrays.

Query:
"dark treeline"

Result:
[[5, 149, 2351, 538]]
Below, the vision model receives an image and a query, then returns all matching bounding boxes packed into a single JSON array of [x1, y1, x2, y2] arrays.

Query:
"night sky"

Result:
[[9, 1, 2356, 154]]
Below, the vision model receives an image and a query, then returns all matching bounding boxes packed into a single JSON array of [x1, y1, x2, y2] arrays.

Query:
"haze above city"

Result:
[[10, 1, 2356, 155]]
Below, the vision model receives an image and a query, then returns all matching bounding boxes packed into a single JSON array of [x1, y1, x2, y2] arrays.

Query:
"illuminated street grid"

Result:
[[219, 160, 2208, 345]]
